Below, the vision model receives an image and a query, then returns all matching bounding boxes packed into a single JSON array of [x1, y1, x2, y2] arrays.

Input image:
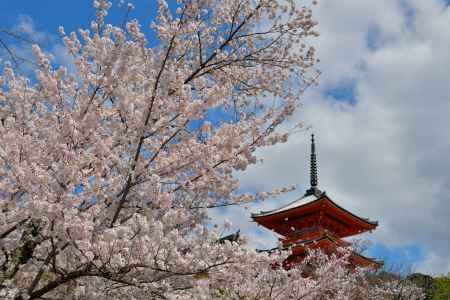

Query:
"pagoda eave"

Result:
[[252, 195, 377, 238], [252, 195, 377, 227]]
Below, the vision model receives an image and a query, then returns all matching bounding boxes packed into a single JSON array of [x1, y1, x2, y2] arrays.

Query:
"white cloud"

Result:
[[1, 15, 75, 76], [216, 0, 450, 275], [13, 15, 53, 45]]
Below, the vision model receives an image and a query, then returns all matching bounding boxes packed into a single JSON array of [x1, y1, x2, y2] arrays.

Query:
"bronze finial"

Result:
[[305, 134, 322, 197], [310, 134, 318, 188]]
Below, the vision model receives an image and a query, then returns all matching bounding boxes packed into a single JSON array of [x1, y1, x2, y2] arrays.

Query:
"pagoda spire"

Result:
[[310, 134, 318, 188], [305, 134, 322, 196]]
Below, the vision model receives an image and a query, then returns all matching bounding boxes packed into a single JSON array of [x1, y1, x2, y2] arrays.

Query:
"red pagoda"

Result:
[[252, 135, 382, 269]]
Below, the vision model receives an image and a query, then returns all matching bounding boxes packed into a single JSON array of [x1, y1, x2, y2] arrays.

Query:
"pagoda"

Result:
[[252, 135, 382, 269]]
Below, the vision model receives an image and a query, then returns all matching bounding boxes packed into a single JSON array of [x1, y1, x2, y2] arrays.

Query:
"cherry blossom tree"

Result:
[[0, 0, 423, 299]]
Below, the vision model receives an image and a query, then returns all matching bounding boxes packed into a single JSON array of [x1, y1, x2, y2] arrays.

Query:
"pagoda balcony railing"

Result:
[[281, 226, 346, 246], [287, 226, 321, 238], [281, 226, 322, 244]]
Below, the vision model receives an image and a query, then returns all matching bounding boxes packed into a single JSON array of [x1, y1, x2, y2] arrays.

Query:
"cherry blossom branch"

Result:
[[0, 217, 29, 239], [110, 25, 179, 227]]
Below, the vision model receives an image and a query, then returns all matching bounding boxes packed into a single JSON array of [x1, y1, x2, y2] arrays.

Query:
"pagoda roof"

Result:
[[251, 190, 378, 228], [252, 190, 320, 218], [258, 232, 383, 269]]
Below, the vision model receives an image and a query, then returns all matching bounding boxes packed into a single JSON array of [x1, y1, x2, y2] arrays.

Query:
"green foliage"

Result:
[[407, 273, 437, 300], [433, 274, 450, 300]]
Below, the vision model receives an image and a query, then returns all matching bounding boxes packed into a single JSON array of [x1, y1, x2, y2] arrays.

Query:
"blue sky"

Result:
[[1, 0, 450, 275], [0, 1, 158, 38]]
